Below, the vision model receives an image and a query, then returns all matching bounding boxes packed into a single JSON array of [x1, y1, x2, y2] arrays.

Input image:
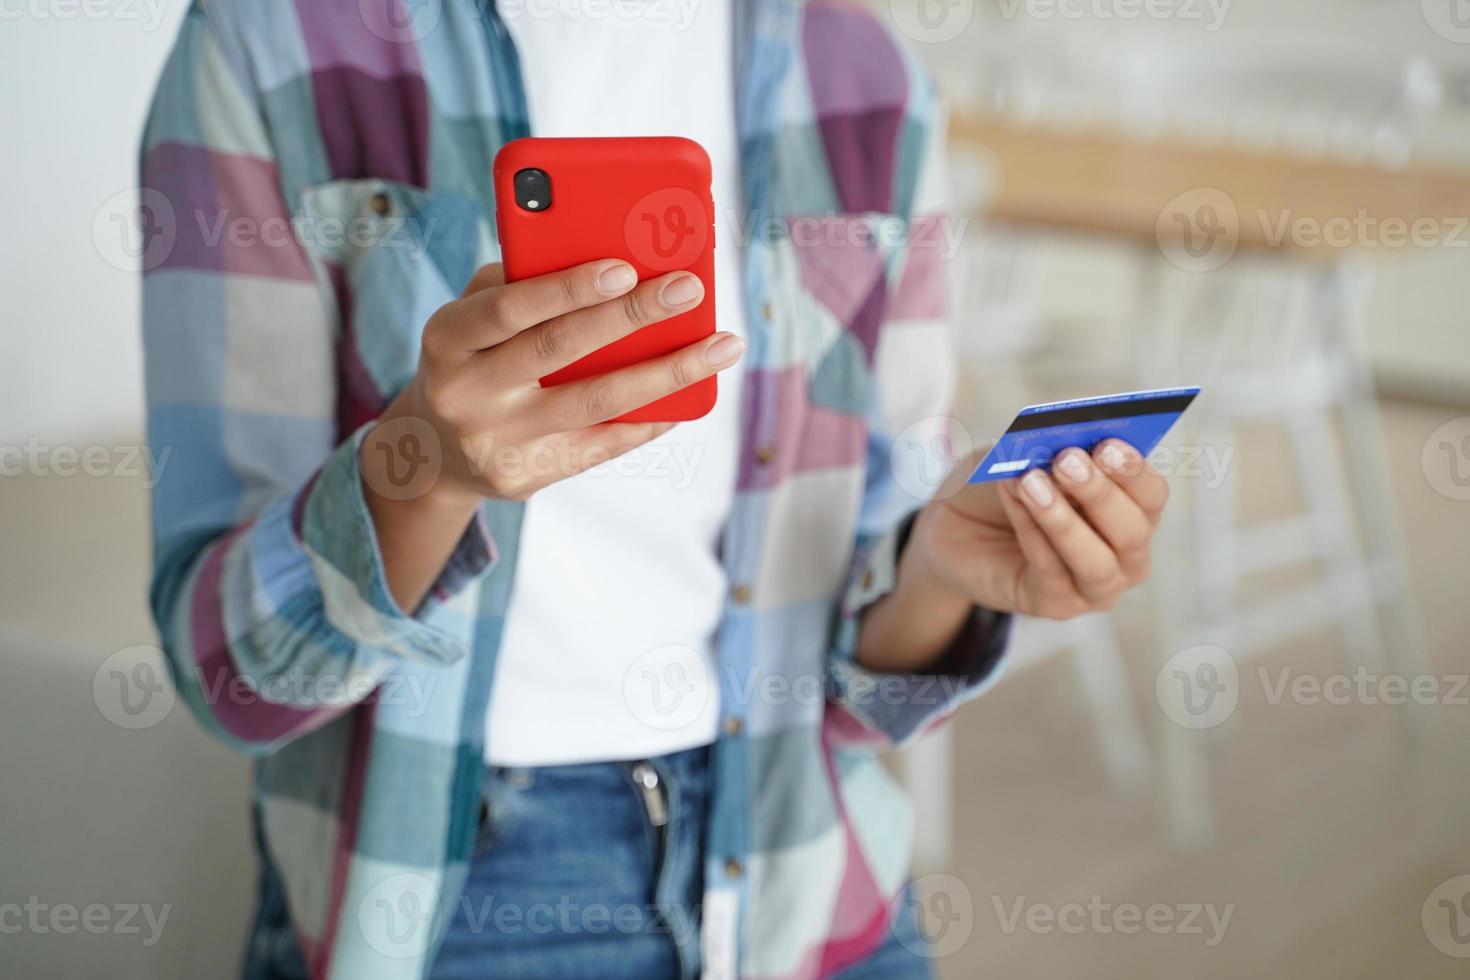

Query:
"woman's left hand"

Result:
[[907, 439, 1170, 621]]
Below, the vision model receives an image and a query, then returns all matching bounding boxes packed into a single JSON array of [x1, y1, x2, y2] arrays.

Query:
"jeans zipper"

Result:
[[629, 760, 670, 904], [630, 762, 669, 828]]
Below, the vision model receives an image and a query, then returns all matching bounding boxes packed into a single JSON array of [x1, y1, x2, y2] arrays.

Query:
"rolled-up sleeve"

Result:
[[143, 8, 493, 756], [826, 513, 1011, 749]]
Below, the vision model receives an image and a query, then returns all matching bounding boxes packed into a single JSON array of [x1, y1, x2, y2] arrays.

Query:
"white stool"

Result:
[[1145, 256, 1428, 847], [899, 25, 1438, 858]]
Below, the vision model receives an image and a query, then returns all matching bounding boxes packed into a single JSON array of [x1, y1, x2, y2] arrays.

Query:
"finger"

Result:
[[498, 270, 705, 379], [536, 331, 745, 432], [1093, 440, 1170, 527], [1051, 448, 1153, 578], [997, 481, 1071, 580], [998, 484, 1090, 615], [556, 421, 680, 475], [460, 262, 506, 298], [504, 422, 679, 489], [428, 258, 638, 354], [1013, 469, 1125, 603]]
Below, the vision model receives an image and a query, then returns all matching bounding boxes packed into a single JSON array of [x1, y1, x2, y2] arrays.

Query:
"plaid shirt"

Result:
[[142, 1, 1010, 977]]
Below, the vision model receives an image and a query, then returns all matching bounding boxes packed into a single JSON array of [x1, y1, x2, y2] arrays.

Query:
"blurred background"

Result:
[[2, 1, 1469, 977]]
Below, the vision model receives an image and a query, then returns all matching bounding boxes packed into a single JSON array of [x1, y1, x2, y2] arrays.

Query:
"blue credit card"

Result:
[[968, 386, 1201, 484]]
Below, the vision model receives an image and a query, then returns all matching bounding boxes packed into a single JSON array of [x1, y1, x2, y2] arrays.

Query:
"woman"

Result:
[[141, 0, 1171, 977]]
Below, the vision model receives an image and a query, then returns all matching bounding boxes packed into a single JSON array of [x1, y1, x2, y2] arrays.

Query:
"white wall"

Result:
[[0, 2, 189, 449]]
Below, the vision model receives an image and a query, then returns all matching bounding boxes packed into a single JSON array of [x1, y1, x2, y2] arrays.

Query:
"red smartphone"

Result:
[[492, 136, 717, 423]]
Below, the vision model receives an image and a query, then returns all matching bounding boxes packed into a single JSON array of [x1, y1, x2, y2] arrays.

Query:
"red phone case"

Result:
[[493, 136, 717, 423]]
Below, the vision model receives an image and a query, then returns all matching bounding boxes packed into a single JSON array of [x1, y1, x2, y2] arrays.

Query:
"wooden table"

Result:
[[949, 114, 1470, 256]]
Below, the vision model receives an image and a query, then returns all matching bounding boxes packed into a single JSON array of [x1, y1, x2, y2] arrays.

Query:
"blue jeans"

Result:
[[243, 744, 935, 979]]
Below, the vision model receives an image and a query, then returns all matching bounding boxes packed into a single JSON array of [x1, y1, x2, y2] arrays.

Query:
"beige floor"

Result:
[[1, 400, 1467, 979]]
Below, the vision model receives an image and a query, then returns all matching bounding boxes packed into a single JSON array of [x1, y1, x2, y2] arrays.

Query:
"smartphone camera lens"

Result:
[[514, 168, 551, 212]]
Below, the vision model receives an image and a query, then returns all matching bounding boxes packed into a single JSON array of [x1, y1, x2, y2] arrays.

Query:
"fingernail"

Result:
[[660, 274, 703, 308], [1099, 442, 1129, 473], [704, 333, 745, 368], [597, 262, 637, 294], [1021, 470, 1055, 508], [1057, 450, 1091, 483]]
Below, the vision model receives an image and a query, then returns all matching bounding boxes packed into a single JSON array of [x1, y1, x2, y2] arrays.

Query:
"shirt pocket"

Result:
[[298, 179, 490, 409]]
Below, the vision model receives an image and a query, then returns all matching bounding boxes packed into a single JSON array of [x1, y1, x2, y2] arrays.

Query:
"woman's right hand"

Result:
[[363, 258, 742, 509], [358, 258, 743, 610]]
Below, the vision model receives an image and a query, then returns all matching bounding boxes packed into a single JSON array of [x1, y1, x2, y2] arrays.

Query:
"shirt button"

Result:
[[730, 583, 752, 605], [722, 716, 744, 737], [369, 192, 391, 216], [861, 569, 876, 591], [754, 444, 775, 465], [724, 858, 744, 879], [760, 301, 774, 321]]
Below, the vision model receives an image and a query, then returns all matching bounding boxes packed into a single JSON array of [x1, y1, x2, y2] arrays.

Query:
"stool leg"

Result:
[[1067, 614, 1152, 796], [1138, 252, 1220, 849], [899, 726, 954, 874], [1193, 414, 1242, 653], [1318, 263, 1431, 728], [1153, 425, 1218, 849], [1285, 409, 1384, 672], [1160, 714, 1216, 849]]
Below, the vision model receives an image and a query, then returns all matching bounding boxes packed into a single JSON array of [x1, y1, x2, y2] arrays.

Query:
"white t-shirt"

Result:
[[486, 0, 742, 766]]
